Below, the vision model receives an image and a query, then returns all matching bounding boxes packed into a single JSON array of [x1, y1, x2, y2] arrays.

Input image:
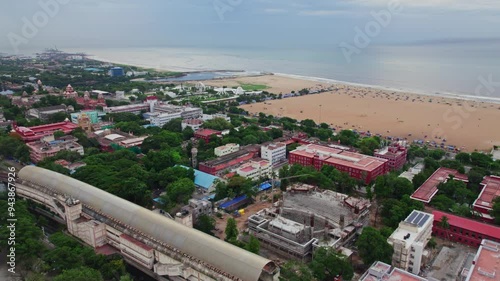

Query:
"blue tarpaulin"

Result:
[[219, 195, 248, 209], [258, 182, 272, 192]]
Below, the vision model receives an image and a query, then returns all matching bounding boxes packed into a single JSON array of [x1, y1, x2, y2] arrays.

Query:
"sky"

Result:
[[1, 0, 500, 54]]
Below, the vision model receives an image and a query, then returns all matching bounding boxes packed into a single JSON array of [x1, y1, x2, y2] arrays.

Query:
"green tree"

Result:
[[309, 247, 354, 281], [245, 235, 260, 254], [53, 130, 65, 138], [167, 178, 196, 204], [280, 261, 315, 281], [53, 267, 103, 281], [194, 214, 216, 236], [491, 197, 500, 225], [356, 227, 393, 265], [162, 118, 183, 132], [455, 152, 470, 163], [225, 218, 238, 242], [203, 117, 233, 131]]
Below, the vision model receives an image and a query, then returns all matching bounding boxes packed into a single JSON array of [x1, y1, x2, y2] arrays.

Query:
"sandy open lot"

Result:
[[211, 75, 500, 151]]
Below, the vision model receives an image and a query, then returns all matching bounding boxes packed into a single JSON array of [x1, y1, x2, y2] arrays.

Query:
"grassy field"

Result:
[[238, 82, 268, 91]]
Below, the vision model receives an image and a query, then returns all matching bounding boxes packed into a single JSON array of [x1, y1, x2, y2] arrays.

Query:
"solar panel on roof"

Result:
[[406, 211, 418, 223], [418, 214, 430, 227], [413, 213, 424, 224]]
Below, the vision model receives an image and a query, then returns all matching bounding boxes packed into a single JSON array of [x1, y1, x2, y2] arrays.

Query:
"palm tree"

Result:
[[439, 216, 451, 243]]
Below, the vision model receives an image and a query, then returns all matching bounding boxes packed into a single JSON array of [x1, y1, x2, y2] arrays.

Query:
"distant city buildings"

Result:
[[387, 210, 434, 275], [289, 144, 389, 183], [109, 67, 124, 77]]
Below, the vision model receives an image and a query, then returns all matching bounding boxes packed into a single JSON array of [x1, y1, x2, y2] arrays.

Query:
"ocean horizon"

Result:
[[64, 42, 500, 102]]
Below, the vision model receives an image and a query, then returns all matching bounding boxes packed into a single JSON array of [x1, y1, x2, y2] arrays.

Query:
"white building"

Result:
[[149, 111, 182, 127], [387, 210, 434, 275], [261, 142, 287, 166], [214, 143, 240, 157], [202, 113, 231, 122], [235, 159, 271, 181]]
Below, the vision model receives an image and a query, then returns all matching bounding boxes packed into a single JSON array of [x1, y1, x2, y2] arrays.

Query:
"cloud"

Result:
[[298, 10, 354, 16], [263, 8, 288, 14], [347, 0, 500, 11]]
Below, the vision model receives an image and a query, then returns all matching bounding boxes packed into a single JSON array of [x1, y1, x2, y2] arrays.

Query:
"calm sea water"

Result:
[[66, 43, 500, 99]]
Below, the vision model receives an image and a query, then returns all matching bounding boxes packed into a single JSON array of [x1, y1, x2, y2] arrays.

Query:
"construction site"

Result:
[[247, 183, 371, 261]]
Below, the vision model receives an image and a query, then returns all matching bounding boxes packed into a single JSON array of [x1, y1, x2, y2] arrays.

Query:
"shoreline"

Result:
[[85, 54, 500, 105]]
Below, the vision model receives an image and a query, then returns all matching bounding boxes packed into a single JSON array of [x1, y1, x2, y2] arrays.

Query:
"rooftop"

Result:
[[269, 216, 306, 235], [411, 167, 469, 203], [466, 239, 500, 281], [262, 142, 286, 150], [473, 176, 500, 211], [360, 261, 428, 281], [389, 210, 433, 249], [195, 128, 221, 137], [432, 211, 500, 241], [177, 165, 220, 190]]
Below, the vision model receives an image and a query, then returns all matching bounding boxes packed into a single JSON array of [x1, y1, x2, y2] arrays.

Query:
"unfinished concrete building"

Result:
[[248, 184, 370, 261]]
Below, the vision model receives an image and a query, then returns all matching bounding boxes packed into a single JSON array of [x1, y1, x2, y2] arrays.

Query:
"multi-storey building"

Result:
[[27, 104, 68, 121], [27, 136, 84, 163], [432, 210, 500, 247], [374, 143, 408, 171], [235, 159, 271, 180], [261, 142, 287, 166], [473, 175, 500, 222], [182, 119, 204, 131], [464, 239, 500, 281], [289, 144, 388, 183], [388, 210, 434, 275], [149, 111, 182, 127], [214, 143, 240, 157]]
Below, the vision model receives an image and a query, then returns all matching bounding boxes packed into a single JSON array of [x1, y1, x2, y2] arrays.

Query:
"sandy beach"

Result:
[[205, 75, 500, 152]]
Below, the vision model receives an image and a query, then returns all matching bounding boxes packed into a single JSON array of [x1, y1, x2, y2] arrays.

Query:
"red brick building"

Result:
[[194, 129, 221, 143], [12, 120, 79, 143], [374, 143, 407, 171], [198, 147, 260, 176], [288, 144, 389, 183], [432, 210, 500, 248], [473, 175, 500, 222]]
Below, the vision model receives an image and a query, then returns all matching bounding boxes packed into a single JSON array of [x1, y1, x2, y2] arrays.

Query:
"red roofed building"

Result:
[[12, 120, 79, 143], [194, 128, 221, 143], [410, 167, 468, 203], [289, 144, 389, 183], [473, 175, 500, 222], [464, 239, 500, 281], [374, 143, 408, 171], [432, 210, 500, 247], [74, 91, 106, 110], [199, 145, 261, 176]]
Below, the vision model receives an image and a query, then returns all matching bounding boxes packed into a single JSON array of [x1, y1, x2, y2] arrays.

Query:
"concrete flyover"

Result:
[[14, 166, 280, 281]]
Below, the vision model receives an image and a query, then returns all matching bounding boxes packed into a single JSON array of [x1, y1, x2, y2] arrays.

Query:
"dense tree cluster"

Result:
[[356, 227, 394, 266]]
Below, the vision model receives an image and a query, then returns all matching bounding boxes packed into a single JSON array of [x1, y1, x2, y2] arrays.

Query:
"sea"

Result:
[[64, 43, 500, 102]]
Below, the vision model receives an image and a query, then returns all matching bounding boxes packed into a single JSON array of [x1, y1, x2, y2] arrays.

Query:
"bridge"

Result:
[[3, 167, 280, 281]]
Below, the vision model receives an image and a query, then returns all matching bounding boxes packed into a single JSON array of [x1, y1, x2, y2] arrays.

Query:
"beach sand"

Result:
[[205, 75, 500, 152]]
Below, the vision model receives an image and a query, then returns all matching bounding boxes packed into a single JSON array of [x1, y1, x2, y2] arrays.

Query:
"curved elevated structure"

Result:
[[18, 166, 278, 281]]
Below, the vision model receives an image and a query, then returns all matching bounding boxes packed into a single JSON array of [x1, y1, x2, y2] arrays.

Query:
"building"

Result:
[[194, 129, 221, 143], [92, 129, 148, 151], [103, 103, 150, 114], [248, 184, 370, 261], [74, 91, 106, 110], [261, 142, 287, 166], [202, 113, 231, 122], [54, 159, 86, 174], [13, 120, 79, 142], [410, 167, 469, 203], [289, 144, 389, 183], [235, 159, 271, 180], [149, 111, 182, 127], [177, 165, 221, 193], [182, 199, 213, 223], [215, 143, 240, 157], [473, 175, 500, 222], [432, 210, 500, 247], [27, 104, 68, 121], [374, 143, 408, 171], [148, 105, 203, 127], [70, 111, 102, 124], [199, 145, 261, 176], [360, 261, 429, 281], [388, 210, 434, 275], [27, 136, 84, 163], [109, 67, 124, 77], [182, 119, 204, 131], [463, 239, 500, 281]]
